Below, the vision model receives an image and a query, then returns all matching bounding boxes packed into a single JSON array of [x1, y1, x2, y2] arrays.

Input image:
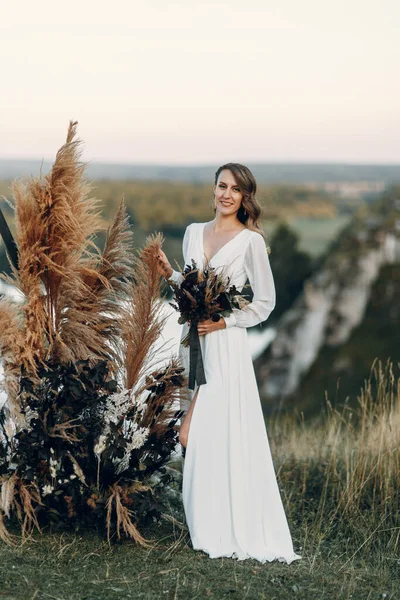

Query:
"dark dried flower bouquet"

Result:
[[169, 259, 249, 390]]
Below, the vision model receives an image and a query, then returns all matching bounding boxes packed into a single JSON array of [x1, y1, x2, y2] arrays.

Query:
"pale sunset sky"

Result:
[[0, 0, 399, 164]]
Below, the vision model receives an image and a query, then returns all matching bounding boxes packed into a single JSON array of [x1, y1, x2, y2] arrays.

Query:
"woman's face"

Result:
[[213, 169, 243, 217]]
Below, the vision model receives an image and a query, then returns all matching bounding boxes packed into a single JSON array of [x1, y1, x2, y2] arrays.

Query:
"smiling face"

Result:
[[213, 169, 243, 217]]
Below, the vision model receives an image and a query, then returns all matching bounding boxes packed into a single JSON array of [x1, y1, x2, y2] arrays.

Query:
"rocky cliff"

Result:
[[255, 189, 400, 414]]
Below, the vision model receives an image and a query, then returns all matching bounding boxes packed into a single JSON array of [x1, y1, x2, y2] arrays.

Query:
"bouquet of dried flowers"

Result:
[[169, 259, 249, 390]]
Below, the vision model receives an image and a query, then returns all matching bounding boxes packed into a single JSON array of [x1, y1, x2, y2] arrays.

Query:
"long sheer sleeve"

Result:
[[166, 224, 192, 287], [223, 233, 276, 328]]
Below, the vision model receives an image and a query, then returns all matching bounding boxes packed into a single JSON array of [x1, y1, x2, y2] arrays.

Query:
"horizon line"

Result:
[[0, 157, 400, 167]]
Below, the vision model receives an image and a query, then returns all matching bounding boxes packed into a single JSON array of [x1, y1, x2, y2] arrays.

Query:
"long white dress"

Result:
[[168, 222, 302, 564]]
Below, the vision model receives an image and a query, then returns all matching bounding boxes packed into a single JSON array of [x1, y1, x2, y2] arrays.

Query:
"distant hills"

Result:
[[0, 159, 399, 184]]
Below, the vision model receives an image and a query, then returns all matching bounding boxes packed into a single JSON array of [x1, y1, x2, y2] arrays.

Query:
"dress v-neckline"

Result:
[[201, 222, 248, 264]]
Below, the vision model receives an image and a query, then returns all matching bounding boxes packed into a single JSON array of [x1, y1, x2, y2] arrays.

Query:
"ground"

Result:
[[0, 514, 398, 600]]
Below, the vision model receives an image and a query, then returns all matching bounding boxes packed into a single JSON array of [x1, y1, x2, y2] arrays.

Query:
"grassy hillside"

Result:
[[0, 361, 398, 599]]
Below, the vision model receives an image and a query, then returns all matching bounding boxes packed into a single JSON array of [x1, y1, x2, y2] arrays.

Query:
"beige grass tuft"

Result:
[[106, 484, 154, 547]]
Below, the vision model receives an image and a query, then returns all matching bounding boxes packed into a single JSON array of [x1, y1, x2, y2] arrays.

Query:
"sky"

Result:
[[0, 0, 399, 164]]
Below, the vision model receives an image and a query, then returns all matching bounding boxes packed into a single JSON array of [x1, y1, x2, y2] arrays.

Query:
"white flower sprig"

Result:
[[115, 425, 150, 474], [94, 388, 149, 458], [104, 389, 131, 426], [49, 455, 58, 479], [42, 484, 54, 497]]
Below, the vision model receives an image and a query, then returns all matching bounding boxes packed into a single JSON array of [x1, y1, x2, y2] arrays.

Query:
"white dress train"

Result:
[[168, 222, 302, 564]]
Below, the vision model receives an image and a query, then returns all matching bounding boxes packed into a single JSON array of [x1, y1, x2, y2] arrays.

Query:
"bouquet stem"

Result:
[[188, 322, 207, 390]]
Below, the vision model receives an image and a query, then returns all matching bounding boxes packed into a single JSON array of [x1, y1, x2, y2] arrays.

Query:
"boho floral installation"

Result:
[[169, 259, 250, 390], [0, 121, 186, 546]]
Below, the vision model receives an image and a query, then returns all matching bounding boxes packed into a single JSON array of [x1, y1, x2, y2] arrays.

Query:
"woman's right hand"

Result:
[[155, 249, 174, 279]]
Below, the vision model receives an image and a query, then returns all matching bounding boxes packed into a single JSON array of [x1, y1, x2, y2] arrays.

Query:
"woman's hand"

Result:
[[143, 247, 174, 279], [197, 318, 226, 336]]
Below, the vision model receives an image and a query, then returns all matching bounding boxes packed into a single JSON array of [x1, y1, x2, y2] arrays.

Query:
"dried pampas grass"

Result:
[[0, 473, 18, 518], [55, 197, 135, 371], [122, 232, 169, 390], [0, 510, 16, 546], [1, 121, 138, 380], [9, 121, 105, 369], [17, 479, 42, 536], [106, 483, 154, 547], [0, 299, 25, 422], [0, 475, 42, 543], [138, 357, 187, 434]]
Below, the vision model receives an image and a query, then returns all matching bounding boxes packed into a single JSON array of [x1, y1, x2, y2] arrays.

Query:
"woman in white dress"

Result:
[[156, 163, 302, 564]]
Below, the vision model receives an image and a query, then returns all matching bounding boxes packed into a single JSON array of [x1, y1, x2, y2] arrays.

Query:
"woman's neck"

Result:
[[212, 214, 243, 232]]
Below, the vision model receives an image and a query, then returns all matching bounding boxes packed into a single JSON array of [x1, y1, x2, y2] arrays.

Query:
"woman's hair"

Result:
[[214, 163, 265, 237]]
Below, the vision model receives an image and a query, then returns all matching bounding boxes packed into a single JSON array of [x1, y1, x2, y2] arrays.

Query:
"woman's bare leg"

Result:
[[179, 386, 200, 448]]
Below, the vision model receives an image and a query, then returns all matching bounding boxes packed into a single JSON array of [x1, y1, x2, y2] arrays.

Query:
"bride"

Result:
[[156, 163, 302, 564]]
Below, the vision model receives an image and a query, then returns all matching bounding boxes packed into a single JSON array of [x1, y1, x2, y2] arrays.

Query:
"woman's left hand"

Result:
[[197, 318, 226, 336]]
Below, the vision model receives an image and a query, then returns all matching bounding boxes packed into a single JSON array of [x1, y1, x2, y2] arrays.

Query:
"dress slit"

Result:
[[186, 384, 200, 448]]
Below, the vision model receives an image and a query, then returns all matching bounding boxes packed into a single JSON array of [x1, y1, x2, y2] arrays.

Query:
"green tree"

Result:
[[268, 223, 313, 322]]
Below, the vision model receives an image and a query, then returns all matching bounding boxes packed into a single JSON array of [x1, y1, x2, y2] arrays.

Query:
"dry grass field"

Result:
[[0, 360, 398, 599]]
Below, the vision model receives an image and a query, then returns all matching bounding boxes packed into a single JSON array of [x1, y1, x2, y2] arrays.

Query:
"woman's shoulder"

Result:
[[185, 222, 206, 233], [245, 229, 270, 254], [246, 228, 265, 243], [185, 222, 201, 229]]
